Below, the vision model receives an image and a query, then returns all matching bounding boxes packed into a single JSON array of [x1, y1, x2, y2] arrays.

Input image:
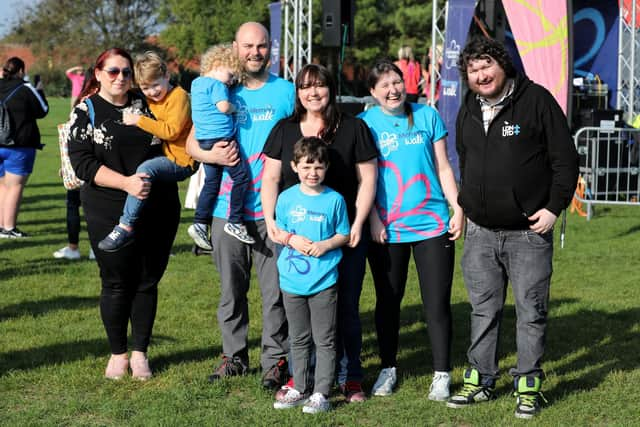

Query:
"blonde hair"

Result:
[[200, 43, 242, 77], [134, 51, 167, 85], [397, 46, 414, 61]]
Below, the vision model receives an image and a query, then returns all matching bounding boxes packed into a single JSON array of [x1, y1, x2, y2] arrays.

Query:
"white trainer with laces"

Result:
[[273, 388, 308, 409], [303, 392, 330, 414], [371, 367, 397, 396], [53, 246, 81, 260], [428, 371, 451, 401]]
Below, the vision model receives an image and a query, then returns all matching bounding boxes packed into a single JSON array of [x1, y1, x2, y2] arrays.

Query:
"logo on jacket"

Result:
[[502, 121, 521, 137]]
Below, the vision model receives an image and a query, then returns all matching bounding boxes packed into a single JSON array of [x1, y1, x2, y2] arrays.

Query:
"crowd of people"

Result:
[[0, 20, 579, 420]]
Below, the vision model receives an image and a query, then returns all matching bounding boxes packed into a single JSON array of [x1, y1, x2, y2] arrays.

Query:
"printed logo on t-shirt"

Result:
[[502, 121, 521, 137], [234, 103, 275, 124], [288, 205, 326, 223], [379, 131, 399, 157]]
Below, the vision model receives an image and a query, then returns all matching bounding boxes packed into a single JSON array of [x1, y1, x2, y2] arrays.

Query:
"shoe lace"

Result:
[[458, 382, 483, 397], [216, 357, 237, 376], [107, 229, 122, 240], [308, 393, 323, 406], [514, 391, 548, 407]]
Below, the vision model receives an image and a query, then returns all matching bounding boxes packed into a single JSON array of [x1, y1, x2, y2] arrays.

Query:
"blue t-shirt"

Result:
[[191, 77, 235, 140], [211, 74, 295, 221], [358, 103, 450, 243], [275, 185, 351, 296]]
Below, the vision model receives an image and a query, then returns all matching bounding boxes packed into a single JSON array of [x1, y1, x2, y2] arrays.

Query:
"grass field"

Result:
[[1, 97, 639, 426]]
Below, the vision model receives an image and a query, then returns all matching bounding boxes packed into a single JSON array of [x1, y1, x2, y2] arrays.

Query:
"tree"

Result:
[[158, 0, 271, 62], [5, 0, 160, 65]]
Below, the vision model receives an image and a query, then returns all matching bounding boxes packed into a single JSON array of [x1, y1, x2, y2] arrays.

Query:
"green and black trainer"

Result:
[[446, 368, 496, 408], [514, 376, 547, 419]]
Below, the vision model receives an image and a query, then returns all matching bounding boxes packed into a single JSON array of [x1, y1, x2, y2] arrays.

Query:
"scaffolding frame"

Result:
[[430, 1, 448, 105], [617, 0, 639, 121], [282, 0, 312, 81]]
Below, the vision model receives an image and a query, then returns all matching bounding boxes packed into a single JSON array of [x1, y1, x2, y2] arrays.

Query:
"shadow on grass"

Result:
[[616, 223, 640, 237], [0, 255, 95, 280], [0, 295, 98, 321]]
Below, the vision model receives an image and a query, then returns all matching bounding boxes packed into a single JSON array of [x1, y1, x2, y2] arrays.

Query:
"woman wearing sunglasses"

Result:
[[68, 48, 180, 380]]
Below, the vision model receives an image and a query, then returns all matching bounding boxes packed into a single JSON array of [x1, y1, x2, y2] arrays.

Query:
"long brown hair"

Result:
[[2, 57, 25, 79], [367, 59, 414, 129], [290, 64, 340, 142], [79, 48, 134, 100]]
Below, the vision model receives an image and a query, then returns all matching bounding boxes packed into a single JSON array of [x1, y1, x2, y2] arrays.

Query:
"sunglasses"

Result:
[[103, 67, 132, 79]]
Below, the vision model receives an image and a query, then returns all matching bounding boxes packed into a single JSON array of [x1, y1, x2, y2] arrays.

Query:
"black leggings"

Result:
[[66, 189, 81, 245], [84, 187, 180, 354], [368, 233, 454, 371]]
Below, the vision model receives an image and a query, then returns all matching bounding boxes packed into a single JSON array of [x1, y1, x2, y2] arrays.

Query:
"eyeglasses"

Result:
[[103, 67, 132, 79]]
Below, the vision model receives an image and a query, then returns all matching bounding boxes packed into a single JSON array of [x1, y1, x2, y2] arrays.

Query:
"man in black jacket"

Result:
[[446, 37, 578, 419]]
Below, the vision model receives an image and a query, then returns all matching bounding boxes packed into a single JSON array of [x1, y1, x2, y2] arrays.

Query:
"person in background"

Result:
[[66, 65, 85, 109], [446, 37, 578, 419], [0, 56, 49, 238], [68, 48, 180, 380], [359, 59, 462, 401], [394, 46, 422, 103]]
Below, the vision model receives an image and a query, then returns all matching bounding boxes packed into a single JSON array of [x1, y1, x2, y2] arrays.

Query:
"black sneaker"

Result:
[[514, 376, 546, 419], [0, 227, 28, 238], [262, 357, 288, 390], [98, 225, 134, 252], [208, 356, 247, 382], [447, 368, 496, 408]]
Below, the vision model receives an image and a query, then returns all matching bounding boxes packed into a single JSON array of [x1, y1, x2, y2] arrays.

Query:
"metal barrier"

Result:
[[573, 126, 640, 219]]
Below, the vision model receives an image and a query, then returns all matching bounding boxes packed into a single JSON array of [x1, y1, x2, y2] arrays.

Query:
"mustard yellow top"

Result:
[[136, 85, 195, 168]]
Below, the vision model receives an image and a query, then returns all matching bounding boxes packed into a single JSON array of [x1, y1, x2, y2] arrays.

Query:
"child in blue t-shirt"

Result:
[[272, 137, 350, 414], [188, 43, 254, 249]]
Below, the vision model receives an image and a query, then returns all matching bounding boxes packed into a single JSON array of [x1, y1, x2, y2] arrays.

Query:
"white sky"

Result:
[[0, 0, 41, 38]]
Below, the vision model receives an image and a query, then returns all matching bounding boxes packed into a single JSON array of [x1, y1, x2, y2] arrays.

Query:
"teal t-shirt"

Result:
[[275, 185, 350, 296], [359, 103, 450, 243], [191, 77, 235, 140], [211, 74, 295, 221]]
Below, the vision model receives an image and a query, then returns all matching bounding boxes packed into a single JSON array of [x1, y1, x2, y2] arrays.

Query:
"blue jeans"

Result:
[[461, 220, 553, 386], [335, 229, 369, 384], [120, 156, 195, 227], [194, 138, 249, 225]]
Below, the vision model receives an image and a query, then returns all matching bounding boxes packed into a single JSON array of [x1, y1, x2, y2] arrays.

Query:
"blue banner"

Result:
[[438, 0, 476, 180], [269, 2, 282, 76], [573, 0, 619, 109]]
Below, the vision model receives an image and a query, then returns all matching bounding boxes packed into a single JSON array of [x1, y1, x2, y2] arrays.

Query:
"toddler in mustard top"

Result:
[[98, 51, 195, 252]]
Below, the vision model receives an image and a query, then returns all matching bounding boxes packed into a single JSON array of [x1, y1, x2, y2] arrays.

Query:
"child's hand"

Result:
[[289, 234, 312, 254], [307, 241, 330, 258], [122, 112, 141, 126]]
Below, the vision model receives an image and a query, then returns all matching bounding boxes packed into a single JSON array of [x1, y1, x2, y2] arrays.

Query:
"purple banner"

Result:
[[439, 0, 476, 180], [269, 2, 282, 76]]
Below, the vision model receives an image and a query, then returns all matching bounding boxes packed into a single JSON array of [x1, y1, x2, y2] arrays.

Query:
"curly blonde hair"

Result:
[[200, 43, 242, 78]]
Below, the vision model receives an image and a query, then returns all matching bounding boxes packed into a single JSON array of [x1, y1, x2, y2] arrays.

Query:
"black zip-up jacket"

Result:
[[456, 74, 578, 229], [0, 77, 49, 148]]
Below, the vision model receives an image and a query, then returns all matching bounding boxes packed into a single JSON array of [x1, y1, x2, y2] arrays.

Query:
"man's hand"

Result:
[[528, 208, 557, 234]]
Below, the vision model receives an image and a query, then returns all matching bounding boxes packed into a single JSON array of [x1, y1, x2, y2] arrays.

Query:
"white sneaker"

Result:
[[53, 246, 81, 260], [188, 223, 213, 250], [89, 248, 96, 260], [273, 388, 308, 409], [371, 367, 397, 396], [428, 371, 451, 401], [302, 392, 330, 414]]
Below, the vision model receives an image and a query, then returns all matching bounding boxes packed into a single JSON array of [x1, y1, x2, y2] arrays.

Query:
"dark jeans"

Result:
[[66, 189, 81, 245], [194, 138, 249, 225], [368, 233, 454, 372], [462, 220, 553, 385]]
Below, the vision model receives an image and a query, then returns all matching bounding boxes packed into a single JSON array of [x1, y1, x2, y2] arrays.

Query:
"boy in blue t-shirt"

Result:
[[272, 137, 350, 414], [188, 43, 254, 248]]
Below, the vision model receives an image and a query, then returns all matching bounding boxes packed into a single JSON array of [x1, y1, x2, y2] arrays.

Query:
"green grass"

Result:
[[1, 97, 639, 426]]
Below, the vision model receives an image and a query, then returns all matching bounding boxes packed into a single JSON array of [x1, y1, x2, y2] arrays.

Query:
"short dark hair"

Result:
[[292, 137, 329, 166], [458, 36, 516, 82]]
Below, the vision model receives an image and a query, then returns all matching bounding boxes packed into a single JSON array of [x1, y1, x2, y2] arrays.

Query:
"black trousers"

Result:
[[66, 189, 81, 245], [368, 233, 454, 371], [83, 185, 180, 354]]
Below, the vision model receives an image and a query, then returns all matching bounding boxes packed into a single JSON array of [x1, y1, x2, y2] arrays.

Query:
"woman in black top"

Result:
[[262, 64, 378, 401], [0, 56, 49, 238], [68, 48, 180, 380]]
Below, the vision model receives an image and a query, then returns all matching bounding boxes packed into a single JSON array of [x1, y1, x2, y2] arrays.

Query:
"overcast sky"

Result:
[[0, 0, 41, 38]]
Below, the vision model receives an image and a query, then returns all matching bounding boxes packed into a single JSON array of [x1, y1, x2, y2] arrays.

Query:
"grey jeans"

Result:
[[211, 217, 289, 372], [283, 286, 337, 396], [461, 220, 553, 385]]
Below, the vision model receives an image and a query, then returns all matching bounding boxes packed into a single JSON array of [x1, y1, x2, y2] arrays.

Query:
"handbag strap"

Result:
[[1, 84, 24, 105]]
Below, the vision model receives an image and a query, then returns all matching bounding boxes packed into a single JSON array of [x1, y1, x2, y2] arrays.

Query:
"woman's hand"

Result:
[[123, 173, 151, 200], [265, 218, 280, 243], [448, 209, 464, 240], [348, 222, 362, 248], [369, 211, 388, 244]]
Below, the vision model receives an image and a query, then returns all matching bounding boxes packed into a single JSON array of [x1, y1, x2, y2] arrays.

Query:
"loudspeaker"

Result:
[[322, 0, 355, 47]]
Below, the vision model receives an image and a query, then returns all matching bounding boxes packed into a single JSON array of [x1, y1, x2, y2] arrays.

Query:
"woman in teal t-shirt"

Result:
[[358, 59, 463, 400]]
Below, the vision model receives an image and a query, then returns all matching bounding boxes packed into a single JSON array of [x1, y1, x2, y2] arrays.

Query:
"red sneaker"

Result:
[[275, 377, 295, 401], [341, 380, 367, 403]]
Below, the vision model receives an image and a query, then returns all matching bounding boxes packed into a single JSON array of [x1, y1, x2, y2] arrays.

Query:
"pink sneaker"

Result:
[[341, 381, 367, 403], [130, 352, 152, 380], [105, 354, 128, 380], [275, 377, 295, 401]]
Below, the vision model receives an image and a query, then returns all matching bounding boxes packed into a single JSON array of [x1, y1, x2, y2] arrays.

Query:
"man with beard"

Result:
[[188, 22, 295, 388]]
